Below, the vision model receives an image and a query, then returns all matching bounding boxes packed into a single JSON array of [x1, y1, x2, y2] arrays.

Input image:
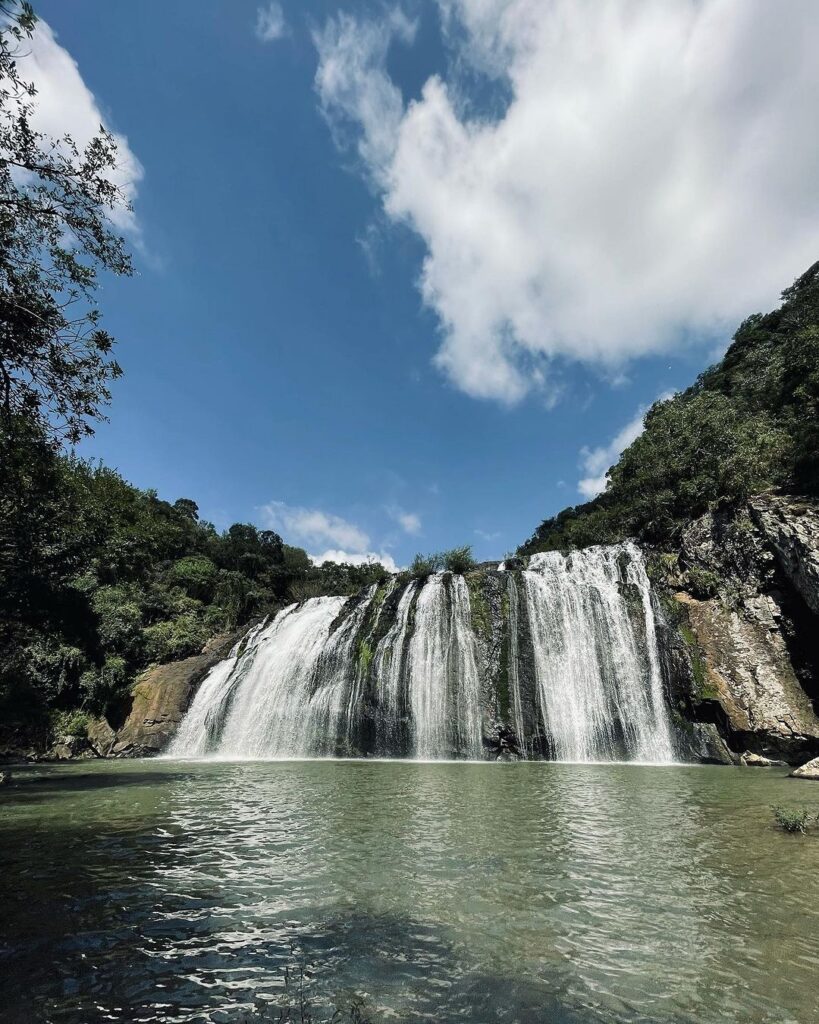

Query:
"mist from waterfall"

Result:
[[169, 543, 676, 762]]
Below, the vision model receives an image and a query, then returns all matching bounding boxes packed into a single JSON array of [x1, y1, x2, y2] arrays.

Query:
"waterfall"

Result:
[[371, 580, 416, 754], [506, 575, 527, 759], [522, 543, 674, 763], [168, 619, 269, 757], [407, 574, 483, 759], [169, 543, 675, 763], [170, 597, 346, 758]]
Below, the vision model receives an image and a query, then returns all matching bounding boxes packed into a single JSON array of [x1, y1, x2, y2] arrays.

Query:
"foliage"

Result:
[[0, 1, 132, 445], [141, 614, 209, 664], [409, 545, 477, 578], [169, 555, 218, 601], [772, 805, 812, 834], [520, 263, 819, 553], [50, 708, 89, 739], [358, 638, 374, 674], [686, 567, 721, 600], [0, 419, 393, 727], [409, 552, 442, 579], [466, 571, 490, 640], [442, 545, 476, 574]]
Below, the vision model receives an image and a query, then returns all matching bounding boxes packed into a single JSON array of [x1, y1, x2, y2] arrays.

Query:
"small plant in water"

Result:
[[772, 805, 811, 834], [232, 944, 372, 1024]]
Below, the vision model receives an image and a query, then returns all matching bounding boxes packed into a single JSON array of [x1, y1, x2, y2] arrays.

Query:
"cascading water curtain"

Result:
[[522, 543, 674, 763], [169, 544, 675, 762]]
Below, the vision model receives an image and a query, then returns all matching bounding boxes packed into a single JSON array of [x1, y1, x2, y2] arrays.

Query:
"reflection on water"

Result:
[[0, 760, 815, 1024]]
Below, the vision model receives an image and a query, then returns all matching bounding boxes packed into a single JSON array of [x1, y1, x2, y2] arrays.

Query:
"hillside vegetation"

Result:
[[520, 262, 819, 554], [0, 422, 388, 738]]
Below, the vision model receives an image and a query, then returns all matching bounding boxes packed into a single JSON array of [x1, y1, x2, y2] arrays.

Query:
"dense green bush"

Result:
[[409, 553, 443, 579], [520, 263, 819, 554], [142, 615, 209, 664], [169, 556, 219, 601], [408, 546, 477, 578], [442, 546, 476, 574], [50, 709, 90, 739]]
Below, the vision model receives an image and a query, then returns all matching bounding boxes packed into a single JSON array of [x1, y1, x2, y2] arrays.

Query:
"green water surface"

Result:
[[1, 760, 817, 1023]]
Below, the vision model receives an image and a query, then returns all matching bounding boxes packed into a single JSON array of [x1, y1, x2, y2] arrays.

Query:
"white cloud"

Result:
[[313, 9, 416, 180], [255, 3, 287, 43], [315, 0, 819, 403], [387, 505, 422, 535], [474, 528, 501, 542], [311, 549, 400, 573], [260, 500, 370, 551], [260, 500, 404, 571], [21, 21, 143, 233]]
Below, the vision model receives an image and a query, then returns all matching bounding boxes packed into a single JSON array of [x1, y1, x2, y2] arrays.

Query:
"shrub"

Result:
[[442, 545, 476, 574], [142, 614, 208, 664], [772, 805, 811, 834], [409, 553, 442, 579], [79, 656, 130, 709], [687, 567, 721, 599], [50, 709, 90, 739], [214, 571, 258, 630], [288, 579, 328, 603], [93, 586, 144, 656], [169, 555, 218, 601], [25, 642, 88, 701]]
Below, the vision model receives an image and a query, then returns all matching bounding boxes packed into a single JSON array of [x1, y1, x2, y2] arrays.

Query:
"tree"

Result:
[[0, 1, 132, 446]]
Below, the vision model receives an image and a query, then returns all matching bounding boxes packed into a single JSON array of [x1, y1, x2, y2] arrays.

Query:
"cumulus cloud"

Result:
[[311, 549, 400, 572], [259, 501, 401, 571], [21, 21, 143, 233], [260, 500, 370, 551], [255, 3, 287, 43], [313, 9, 415, 178], [387, 505, 422, 535], [315, 0, 819, 403]]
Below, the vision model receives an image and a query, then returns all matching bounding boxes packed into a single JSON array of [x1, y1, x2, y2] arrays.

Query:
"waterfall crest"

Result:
[[170, 543, 676, 762]]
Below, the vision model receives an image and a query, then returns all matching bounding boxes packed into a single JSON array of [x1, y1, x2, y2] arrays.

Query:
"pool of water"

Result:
[[1, 759, 817, 1023]]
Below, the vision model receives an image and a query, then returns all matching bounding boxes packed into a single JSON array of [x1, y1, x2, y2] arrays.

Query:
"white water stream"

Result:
[[170, 544, 675, 762]]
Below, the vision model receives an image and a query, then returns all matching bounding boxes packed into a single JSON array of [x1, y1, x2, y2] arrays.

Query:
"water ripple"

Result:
[[0, 760, 816, 1024]]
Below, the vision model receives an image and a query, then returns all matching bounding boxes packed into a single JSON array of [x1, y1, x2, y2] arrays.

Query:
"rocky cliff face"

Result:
[[749, 495, 819, 616], [665, 495, 819, 763], [111, 631, 242, 756]]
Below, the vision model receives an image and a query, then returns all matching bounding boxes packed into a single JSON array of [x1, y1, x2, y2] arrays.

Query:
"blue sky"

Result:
[[29, 0, 819, 568]]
